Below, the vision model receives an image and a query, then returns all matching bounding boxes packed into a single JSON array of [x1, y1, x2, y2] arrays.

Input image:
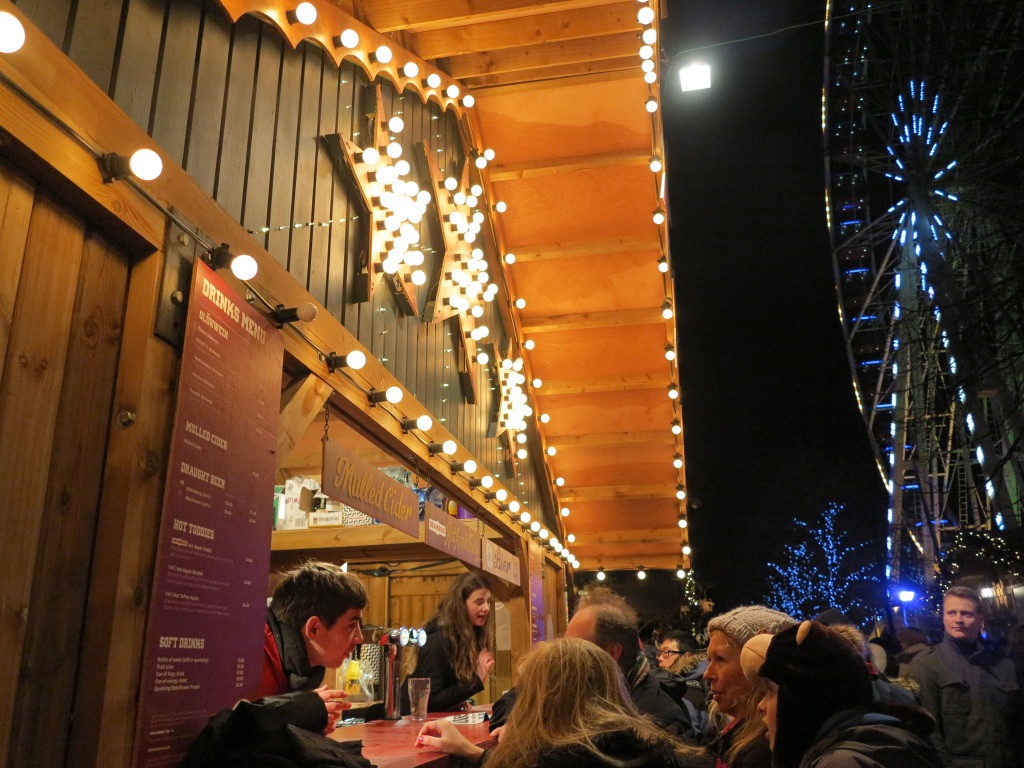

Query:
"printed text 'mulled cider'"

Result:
[[331, 457, 416, 521]]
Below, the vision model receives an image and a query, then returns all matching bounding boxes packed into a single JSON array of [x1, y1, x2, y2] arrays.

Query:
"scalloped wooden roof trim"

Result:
[[217, 0, 471, 116]]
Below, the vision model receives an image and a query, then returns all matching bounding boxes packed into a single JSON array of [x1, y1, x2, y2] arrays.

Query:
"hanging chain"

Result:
[[323, 402, 330, 442]]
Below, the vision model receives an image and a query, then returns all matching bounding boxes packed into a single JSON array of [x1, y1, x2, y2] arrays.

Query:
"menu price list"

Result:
[[133, 260, 283, 767]]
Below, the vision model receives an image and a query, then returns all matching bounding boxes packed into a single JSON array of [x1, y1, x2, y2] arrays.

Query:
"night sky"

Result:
[[656, 1, 888, 612]]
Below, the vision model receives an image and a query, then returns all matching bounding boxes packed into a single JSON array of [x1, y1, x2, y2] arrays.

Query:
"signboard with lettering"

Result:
[[482, 539, 521, 586], [424, 503, 482, 567], [528, 540, 545, 645], [133, 259, 282, 766], [322, 439, 420, 538]]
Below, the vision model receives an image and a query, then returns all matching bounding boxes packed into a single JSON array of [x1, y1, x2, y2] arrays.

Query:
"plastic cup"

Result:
[[407, 677, 430, 721]]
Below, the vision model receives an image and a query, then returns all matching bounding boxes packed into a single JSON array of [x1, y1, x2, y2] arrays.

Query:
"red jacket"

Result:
[[260, 620, 290, 698]]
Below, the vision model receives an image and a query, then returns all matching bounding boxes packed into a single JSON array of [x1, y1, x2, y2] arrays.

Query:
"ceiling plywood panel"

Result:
[[562, 498, 681, 529], [497, 165, 656, 244], [512, 250, 665, 315], [474, 77, 650, 163], [527, 324, 668, 378], [536, 388, 676, 435]]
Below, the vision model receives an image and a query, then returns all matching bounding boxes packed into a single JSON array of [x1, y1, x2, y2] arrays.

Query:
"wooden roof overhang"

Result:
[[217, 0, 693, 574], [376, 0, 691, 574], [209, 0, 692, 574]]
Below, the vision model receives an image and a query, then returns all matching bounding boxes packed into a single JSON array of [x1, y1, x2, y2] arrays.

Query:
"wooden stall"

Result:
[[0, 1, 681, 766]]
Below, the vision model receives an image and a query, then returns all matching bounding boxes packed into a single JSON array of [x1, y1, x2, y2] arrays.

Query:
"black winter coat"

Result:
[[405, 617, 485, 713]]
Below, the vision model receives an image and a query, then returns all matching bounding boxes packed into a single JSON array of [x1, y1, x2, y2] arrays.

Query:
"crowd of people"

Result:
[[187, 561, 1023, 768]]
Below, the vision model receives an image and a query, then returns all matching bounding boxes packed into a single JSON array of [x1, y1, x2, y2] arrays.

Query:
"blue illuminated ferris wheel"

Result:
[[825, 0, 1024, 598]]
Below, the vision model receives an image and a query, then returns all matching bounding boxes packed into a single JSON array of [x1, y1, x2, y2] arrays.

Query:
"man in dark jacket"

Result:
[[908, 585, 1019, 768], [490, 588, 698, 740]]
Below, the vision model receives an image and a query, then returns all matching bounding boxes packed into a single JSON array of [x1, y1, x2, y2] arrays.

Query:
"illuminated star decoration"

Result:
[[493, 352, 531, 477], [419, 142, 499, 324], [324, 85, 431, 316]]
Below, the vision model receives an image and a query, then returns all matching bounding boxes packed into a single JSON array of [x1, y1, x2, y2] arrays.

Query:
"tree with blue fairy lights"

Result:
[[766, 503, 883, 624]]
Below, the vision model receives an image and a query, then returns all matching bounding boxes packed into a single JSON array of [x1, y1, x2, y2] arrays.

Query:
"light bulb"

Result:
[[385, 386, 403, 404], [676, 486, 686, 500], [643, 28, 657, 44], [129, 149, 163, 181], [0, 12, 26, 53], [519, 510, 530, 524], [673, 454, 683, 468], [505, 253, 516, 264], [637, 6, 655, 24], [337, 29, 359, 48], [402, 61, 419, 78], [509, 500, 521, 513], [461, 459, 477, 474], [644, 71, 657, 85], [596, 569, 606, 581], [442, 439, 457, 455], [374, 45, 393, 64], [426, 73, 442, 88], [560, 507, 570, 517], [386, 142, 403, 159], [480, 475, 494, 488], [495, 489, 507, 501], [446, 84, 460, 98], [361, 147, 380, 165], [677, 568, 687, 579], [293, 3, 317, 24], [672, 421, 682, 435], [524, 339, 535, 350], [678, 517, 688, 529], [345, 350, 367, 370], [649, 156, 663, 173], [495, 201, 507, 213], [415, 414, 433, 431], [682, 545, 692, 555], [639, 45, 654, 60], [567, 533, 576, 543], [637, 569, 647, 580], [514, 298, 526, 309], [388, 117, 404, 133], [463, 94, 476, 108], [555, 477, 565, 487], [547, 446, 557, 456], [411, 269, 426, 285], [230, 254, 258, 280], [539, 528, 549, 540], [530, 521, 541, 532], [645, 98, 659, 113], [653, 209, 666, 225]]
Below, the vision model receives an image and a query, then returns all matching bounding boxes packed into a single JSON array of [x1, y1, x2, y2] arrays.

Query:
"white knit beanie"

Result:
[[707, 605, 795, 647]]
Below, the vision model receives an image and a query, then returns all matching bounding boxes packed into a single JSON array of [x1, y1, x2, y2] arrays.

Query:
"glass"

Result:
[[658, 649, 682, 658], [407, 677, 431, 721]]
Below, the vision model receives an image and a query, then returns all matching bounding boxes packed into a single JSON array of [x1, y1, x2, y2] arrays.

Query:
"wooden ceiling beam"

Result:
[[448, 32, 640, 79], [547, 430, 674, 449], [538, 372, 672, 396], [575, 554, 685, 571], [463, 57, 638, 89], [357, 0, 627, 34], [508, 236, 661, 263], [413, 2, 639, 59], [490, 149, 649, 181], [560, 485, 678, 502], [569, 527, 681, 546], [522, 307, 665, 333]]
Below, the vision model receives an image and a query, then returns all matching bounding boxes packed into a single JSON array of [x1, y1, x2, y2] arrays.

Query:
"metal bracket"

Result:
[[154, 217, 200, 349]]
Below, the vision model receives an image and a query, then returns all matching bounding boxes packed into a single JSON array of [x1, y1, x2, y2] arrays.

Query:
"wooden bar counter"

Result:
[[331, 715, 494, 768]]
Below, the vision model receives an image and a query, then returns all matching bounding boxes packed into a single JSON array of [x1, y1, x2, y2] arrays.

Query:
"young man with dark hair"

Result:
[[261, 559, 368, 702], [909, 585, 1019, 768]]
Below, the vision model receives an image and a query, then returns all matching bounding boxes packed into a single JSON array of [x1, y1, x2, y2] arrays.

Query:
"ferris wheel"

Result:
[[824, 0, 1024, 593]]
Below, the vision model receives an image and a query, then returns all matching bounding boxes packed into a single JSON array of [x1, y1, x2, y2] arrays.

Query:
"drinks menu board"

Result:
[[133, 260, 283, 766]]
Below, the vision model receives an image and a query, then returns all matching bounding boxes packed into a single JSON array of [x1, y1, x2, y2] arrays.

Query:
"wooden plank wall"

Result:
[[10, 0, 542, 509], [0, 159, 131, 767]]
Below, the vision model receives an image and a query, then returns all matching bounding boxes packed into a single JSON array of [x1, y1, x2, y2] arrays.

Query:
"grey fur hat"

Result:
[[707, 605, 795, 647]]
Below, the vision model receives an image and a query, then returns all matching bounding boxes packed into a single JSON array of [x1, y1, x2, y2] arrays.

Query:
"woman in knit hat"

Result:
[[704, 606, 796, 768], [740, 621, 942, 768]]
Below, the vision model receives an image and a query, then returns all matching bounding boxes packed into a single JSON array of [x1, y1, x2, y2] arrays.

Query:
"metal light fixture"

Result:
[[269, 303, 317, 326], [208, 243, 258, 280], [325, 350, 366, 372], [400, 414, 433, 432], [368, 386, 403, 405]]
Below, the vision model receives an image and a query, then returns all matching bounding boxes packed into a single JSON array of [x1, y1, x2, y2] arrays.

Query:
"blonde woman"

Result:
[[415, 637, 707, 768], [405, 572, 495, 712], [703, 606, 794, 768]]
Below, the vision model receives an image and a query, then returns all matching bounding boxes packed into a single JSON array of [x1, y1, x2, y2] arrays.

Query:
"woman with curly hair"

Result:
[[414, 637, 708, 768], [405, 571, 495, 712]]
